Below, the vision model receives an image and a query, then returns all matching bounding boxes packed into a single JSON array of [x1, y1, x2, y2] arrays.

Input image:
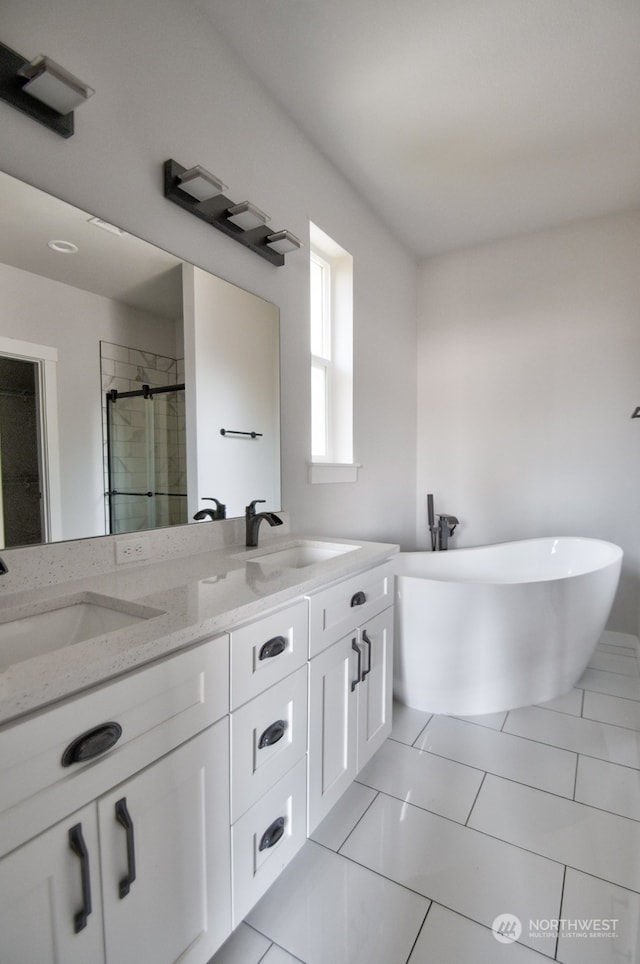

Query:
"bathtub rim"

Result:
[[395, 536, 623, 586]]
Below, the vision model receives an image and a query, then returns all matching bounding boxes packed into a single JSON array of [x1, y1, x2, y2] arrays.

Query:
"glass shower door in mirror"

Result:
[[106, 384, 187, 535]]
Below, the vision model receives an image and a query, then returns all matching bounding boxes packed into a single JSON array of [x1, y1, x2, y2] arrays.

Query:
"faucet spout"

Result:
[[245, 500, 283, 547], [437, 514, 459, 551]]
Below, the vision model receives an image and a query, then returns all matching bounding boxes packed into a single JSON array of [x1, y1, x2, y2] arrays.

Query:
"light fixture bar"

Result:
[[163, 159, 285, 266]]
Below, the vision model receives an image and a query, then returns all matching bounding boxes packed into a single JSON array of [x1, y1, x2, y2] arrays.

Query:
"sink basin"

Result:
[[0, 593, 164, 672], [246, 541, 357, 570]]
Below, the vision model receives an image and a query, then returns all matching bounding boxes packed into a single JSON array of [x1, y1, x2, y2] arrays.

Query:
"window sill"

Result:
[[308, 462, 361, 484]]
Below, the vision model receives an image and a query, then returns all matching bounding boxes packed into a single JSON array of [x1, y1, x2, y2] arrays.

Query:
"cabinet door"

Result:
[[357, 607, 394, 772], [0, 804, 105, 964], [307, 634, 359, 834], [98, 719, 231, 964]]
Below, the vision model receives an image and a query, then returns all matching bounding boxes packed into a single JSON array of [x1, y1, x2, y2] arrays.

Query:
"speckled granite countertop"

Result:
[[0, 535, 398, 726]]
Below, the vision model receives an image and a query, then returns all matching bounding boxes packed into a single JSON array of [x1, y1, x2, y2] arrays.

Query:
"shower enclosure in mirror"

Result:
[[105, 382, 187, 535], [0, 170, 281, 546]]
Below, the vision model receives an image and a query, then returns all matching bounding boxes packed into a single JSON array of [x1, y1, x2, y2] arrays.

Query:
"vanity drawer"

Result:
[[230, 599, 308, 709], [0, 634, 229, 858], [308, 561, 394, 657], [230, 664, 307, 822], [231, 755, 307, 925]]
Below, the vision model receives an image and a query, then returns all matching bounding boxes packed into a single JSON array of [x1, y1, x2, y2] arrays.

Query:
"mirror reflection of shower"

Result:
[[106, 383, 187, 535], [0, 356, 44, 547]]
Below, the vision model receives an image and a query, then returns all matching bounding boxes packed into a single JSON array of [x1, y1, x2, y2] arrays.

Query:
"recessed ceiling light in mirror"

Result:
[[47, 239, 79, 254]]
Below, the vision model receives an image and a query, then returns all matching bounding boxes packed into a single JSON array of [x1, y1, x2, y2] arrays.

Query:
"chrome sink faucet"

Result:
[[245, 500, 283, 547]]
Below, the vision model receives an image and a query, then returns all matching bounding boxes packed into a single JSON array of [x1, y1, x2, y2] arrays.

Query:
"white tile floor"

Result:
[[211, 630, 640, 964]]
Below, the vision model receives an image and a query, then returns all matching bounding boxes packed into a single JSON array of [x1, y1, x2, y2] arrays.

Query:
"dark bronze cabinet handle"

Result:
[[259, 635, 287, 660], [351, 638, 362, 691], [259, 816, 285, 851], [61, 722, 122, 767], [361, 630, 373, 681], [350, 591, 366, 607], [115, 798, 136, 898], [258, 719, 287, 749], [69, 823, 92, 933]]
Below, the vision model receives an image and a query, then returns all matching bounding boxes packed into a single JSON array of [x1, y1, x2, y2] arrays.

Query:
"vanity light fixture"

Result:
[[17, 55, 94, 114], [266, 230, 303, 255], [164, 158, 302, 266], [226, 201, 270, 231], [0, 40, 94, 138], [177, 165, 227, 202]]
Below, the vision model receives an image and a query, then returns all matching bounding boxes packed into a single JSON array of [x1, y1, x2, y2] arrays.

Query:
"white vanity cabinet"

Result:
[[307, 563, 394, 833], [228, 600, 309, 925], [0, 635, 232, 964]]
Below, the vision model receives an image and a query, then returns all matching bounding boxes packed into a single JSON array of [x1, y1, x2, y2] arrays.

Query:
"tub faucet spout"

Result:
[[437, 515, 459, 551]]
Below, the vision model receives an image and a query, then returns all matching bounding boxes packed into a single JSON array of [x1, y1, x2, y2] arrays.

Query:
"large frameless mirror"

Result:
[[0, 170, 280, 547]]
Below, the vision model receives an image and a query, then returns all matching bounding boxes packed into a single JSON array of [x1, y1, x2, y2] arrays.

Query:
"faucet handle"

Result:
[[246, 499, 266, 516], [202, 497, 226, 519]]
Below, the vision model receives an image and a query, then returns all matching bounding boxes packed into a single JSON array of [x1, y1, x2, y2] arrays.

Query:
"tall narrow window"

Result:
[[310, 250, 331, 459], [309, 223, 355, 482]]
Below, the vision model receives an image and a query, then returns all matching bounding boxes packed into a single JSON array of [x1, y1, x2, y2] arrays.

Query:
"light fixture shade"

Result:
[[227, 201, 270, 231], [266, 230, 303, 254], [18, 55, 94, 114], [177, 165, 227, 202]]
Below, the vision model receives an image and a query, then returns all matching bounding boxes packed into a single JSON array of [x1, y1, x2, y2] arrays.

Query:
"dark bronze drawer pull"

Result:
[[115, 797, 136, 898], [62, 722, 123, 767], [259, 816, 285, 851], [258, 719, 287, 749], [350, 591, 367, 607], [69, 823, 92, 933], [259, 635, 287, 660]]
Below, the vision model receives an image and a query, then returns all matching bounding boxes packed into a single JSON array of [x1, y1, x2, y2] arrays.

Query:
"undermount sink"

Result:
[[0, 593, 164, 673], [246, 541, 358, 570]]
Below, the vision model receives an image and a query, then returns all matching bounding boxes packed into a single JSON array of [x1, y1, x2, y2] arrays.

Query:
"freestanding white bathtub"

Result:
[[394, 537, 623, 715]]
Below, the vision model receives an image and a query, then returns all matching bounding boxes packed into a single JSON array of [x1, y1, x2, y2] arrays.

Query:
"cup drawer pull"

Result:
[[259, 816, 285, 851], [259, 635, 287, 660], [61, 722, 123, 767], [258, 719, 287, 749], [350, 591, 367, 607]]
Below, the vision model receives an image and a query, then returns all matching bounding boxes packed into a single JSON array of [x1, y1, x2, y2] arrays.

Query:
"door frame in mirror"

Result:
[[0, 335, 62, 544]]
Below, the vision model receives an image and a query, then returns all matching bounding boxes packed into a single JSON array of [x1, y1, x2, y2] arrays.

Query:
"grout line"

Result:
[[465, 771, 487, 827], [572, 753, 579, 801], [410, 716, 433, 747], [334, 787, 380, 852], [554, 866, 568, 961], [403, 903, 433, 964]]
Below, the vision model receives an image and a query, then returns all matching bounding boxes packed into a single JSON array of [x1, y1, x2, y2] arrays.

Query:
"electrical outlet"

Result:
[[115, 537, 150, 565]]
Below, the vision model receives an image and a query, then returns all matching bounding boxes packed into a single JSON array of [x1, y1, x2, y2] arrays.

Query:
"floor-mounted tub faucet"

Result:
[[427, 494, 459, 551], [437, 514, 459, 551]]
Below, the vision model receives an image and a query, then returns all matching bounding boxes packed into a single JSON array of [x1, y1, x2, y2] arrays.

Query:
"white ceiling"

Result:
[[0, 172, 183, 319], [198, 0, 640, 258]]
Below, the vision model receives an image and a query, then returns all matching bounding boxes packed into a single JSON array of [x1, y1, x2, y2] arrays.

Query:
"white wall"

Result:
[[0, 0, 418, 549], [1, 262, 178, 539], [417, 210, 640, 633], [183, 264, 280, 518]]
